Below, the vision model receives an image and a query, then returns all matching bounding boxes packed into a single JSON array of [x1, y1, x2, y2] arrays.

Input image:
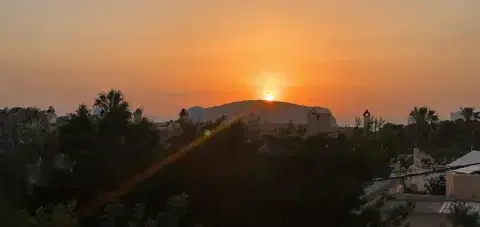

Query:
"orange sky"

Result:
[[1, 1, 479, 124]]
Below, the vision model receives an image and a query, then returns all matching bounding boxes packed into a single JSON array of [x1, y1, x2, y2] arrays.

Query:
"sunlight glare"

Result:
[[264, 93, 275, 101], [256, 71, 286, 101]]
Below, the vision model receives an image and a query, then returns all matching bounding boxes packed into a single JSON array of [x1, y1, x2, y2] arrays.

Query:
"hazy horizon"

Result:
[[1, 0, 479, 124]]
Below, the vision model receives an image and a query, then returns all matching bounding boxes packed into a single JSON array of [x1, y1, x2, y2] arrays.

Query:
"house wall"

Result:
[[306, 112, 331, 135], [413, 148, 435, 168], [446, 172, 454, 197], [406, 167, 431, 192], [405, 149, 441, 193], [446, 172, 480, 201]]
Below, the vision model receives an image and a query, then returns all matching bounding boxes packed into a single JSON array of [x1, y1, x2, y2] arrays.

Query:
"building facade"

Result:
[[445, 150, 480, 201], [306, 108, 332, 136]]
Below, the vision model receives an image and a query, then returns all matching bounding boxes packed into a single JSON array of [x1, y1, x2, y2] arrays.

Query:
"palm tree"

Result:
[[460, 107, 477, 151], [408, 106, 439, 148], [460, 107, 476, 122], [408, 107, 439, 125], [76, 104, 91, 118], [94, 90, 130, 113]]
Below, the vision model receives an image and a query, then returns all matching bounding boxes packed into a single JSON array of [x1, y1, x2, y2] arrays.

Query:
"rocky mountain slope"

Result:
[[187, 100, 337, 126]]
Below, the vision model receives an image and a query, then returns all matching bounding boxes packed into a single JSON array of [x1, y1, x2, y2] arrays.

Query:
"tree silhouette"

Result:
[[0, 90, 418, 226], [179, 108, 188, 119], [94, 90, 132, 143], [408, 106, 439, 149], [460, 107, 478, 150], [94, 90, 129, 113]]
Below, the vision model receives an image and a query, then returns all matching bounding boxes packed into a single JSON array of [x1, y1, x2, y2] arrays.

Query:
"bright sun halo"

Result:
[[264, 93, 275, 101]]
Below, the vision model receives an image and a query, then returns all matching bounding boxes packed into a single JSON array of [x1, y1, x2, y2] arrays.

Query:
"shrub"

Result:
[[444, 202, 480, 227], [424, 173, 446, 195]]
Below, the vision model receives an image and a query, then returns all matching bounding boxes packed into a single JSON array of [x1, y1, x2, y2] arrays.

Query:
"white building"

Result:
[[405, 148, 438, 192], [445, 150, 480, 201], [306, 108, 332, 136], [450, 111, 464, 121], [450, 110, 480, 121]]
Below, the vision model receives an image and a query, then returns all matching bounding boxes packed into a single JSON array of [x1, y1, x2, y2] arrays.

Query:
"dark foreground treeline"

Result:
[[0, 90, 477, 227]]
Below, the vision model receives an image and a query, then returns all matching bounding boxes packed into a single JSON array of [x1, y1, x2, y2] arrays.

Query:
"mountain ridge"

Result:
[[187, 100, 337, 126]]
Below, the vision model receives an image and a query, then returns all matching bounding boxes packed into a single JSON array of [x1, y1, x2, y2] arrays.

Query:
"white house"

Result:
[[445, 150, 480, 201], [306, 108, 332, 136]]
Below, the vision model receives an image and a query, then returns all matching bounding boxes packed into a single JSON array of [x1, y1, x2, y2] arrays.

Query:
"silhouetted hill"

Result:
[[187, 100, 337, 126]]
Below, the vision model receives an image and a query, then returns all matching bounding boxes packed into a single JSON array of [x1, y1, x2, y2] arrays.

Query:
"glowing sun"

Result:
[[264, 93, 275, 102], [255, 71, 287, 102]]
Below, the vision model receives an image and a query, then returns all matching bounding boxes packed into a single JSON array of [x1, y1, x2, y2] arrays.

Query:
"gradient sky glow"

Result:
[[1, 0, 479, 124]]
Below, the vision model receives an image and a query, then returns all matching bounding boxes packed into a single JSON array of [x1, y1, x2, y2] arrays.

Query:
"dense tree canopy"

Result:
[[0, 89, 479, 227]]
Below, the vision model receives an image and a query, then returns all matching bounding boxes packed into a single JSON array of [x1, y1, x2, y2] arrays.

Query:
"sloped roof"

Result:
[[448, 150, 480, 174]]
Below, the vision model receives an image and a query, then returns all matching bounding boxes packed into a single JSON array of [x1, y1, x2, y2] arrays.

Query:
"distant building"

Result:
[[246, 108, 335, 140], [0, 107, 58, 148], [133, 107, 143, 123], [46, 107, 58, 133], [156, 121, 183, 146], [257, 122, 286, 137], [363, 109, 371, 136], [93, 106, 105, 118], [305, 108, 332, 137], [450, 110, 480, 121]]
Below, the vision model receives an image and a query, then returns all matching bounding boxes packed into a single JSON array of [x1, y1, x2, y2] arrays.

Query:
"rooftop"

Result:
[[448, 150, 480, 174]]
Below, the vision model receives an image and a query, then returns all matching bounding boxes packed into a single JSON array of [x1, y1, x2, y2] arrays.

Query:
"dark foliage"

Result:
[[3, 90, 479, 227], [424, 174, 446, 195]]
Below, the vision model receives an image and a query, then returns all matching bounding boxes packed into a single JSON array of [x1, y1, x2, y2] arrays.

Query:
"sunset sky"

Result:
[[1, 1, 479, 124]]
